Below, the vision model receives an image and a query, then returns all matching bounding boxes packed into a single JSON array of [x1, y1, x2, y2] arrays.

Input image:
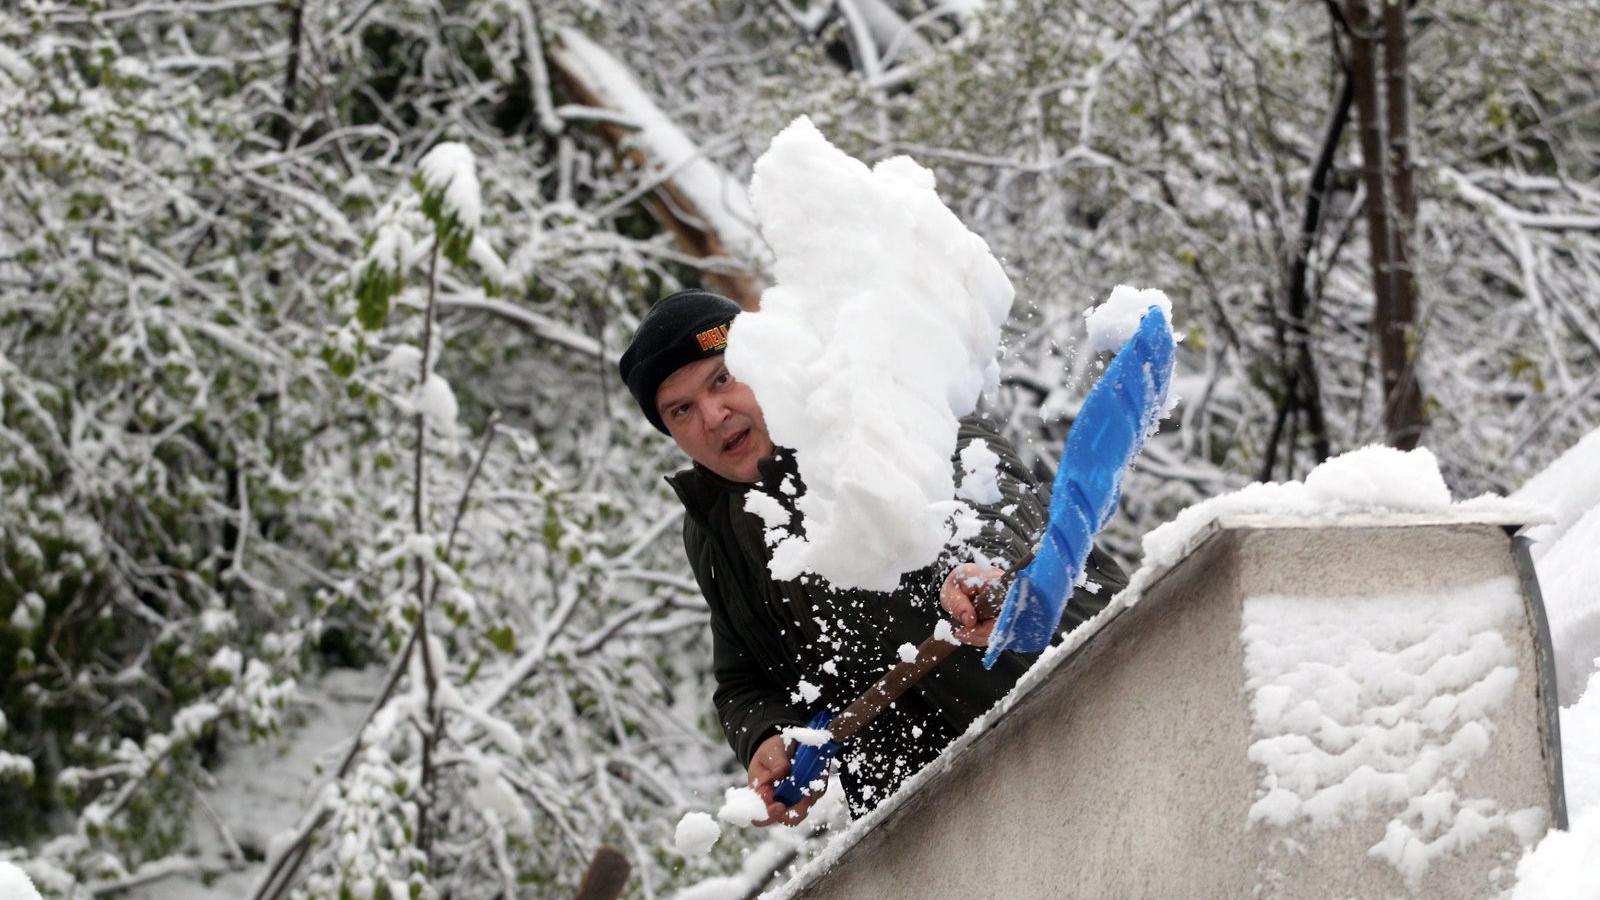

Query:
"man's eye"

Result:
[[715, 371, 732, 386], [672, 404, 691, 419]]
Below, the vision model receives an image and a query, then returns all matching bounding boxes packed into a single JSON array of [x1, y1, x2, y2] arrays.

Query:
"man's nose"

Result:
[[699, 394, 733, 427]]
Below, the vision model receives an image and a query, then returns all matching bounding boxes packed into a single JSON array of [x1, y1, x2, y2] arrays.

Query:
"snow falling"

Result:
[[726, 116, 1014, 592]]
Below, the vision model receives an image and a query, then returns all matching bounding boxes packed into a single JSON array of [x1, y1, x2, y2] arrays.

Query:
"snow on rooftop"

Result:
[[726, 116, 1014, 592]]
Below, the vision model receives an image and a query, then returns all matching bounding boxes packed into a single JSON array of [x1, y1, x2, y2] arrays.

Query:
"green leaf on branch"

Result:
[[487, 625, 515, 654]]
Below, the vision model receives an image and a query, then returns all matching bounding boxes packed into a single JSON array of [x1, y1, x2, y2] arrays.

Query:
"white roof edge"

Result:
[[1212, 510, 1548, 531]]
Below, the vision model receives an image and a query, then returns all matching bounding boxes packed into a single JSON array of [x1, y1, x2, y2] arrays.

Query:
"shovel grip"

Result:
[[973, 549, 1034, 621], [828, 552, 1037, 745]]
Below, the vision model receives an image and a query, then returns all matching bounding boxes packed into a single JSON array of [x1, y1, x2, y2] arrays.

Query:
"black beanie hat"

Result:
[[618, 289, 743, 433]]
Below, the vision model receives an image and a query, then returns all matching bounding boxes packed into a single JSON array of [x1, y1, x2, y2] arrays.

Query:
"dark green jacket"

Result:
[[668, 415, 1125, 816]]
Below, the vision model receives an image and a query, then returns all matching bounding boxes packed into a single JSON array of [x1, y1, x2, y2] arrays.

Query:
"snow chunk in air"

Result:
[[1083, 284, 1174, 354], [780, 726, 834, 748], [955, 439, 1002, 505], [717, 786, 768, 826], [674, 811, 721, 857], [727, 116, 1014, 592]]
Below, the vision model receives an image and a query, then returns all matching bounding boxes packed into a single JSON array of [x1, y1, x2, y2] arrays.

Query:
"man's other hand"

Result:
[[747, 733, 827, 827], [940, 563, 1005, 647]]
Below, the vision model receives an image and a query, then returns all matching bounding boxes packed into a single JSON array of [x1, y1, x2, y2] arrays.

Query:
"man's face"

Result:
[[656, 355, 775, 483]]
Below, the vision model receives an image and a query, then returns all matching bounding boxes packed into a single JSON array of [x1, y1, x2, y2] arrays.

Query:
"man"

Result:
[[619, 288, 1125, 823]]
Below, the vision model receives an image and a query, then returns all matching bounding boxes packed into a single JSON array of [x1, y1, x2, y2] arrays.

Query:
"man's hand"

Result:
[[940, 562, 1005, 647], [746, 733, 827, 827]]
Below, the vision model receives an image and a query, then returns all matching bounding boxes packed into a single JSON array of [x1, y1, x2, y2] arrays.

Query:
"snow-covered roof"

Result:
[[769, 508, 1557, 899]]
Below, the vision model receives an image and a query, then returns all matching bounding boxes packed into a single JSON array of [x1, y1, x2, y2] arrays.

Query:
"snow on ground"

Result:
[[726, 116, 1014, 592], [1241, 578, 1541, 888]]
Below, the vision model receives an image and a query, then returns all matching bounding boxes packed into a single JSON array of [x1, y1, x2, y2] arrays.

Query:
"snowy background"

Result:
[[1, 1, 1598, 898]]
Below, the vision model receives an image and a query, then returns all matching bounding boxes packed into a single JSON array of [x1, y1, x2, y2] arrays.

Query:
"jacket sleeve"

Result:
[[952, 414, 1129, 636], [684, 519, 807, 769]]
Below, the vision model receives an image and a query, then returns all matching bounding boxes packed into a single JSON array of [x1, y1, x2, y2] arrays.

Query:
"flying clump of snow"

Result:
[[780, 726, 834, 748], [717, 786, 769, 826], [955, 439, 1002, 505], [1083, 284, 1174, 354], [743, 491, 789, 536], [674, 811, 721, 857], [1240, 578, 1540, 887], [727, 116, 1014, 592], [790, 680, 821, 704], [0, 862, 43, 900]]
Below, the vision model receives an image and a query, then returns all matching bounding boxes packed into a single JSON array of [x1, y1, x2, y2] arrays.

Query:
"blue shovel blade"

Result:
[[773, 710, 843, 807], [983, 306, 1175, 668]]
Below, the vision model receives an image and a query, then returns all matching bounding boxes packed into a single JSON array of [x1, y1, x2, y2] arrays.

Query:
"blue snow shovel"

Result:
[[772, 306, 1176, 806], [982, 305, 1175, 666]]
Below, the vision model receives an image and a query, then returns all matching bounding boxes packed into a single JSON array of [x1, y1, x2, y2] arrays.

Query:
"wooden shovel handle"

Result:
[[828, 551, 1034, 745]]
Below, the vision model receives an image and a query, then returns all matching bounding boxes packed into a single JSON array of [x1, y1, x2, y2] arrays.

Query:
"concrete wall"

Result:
[[783, 517, 1564, 900]]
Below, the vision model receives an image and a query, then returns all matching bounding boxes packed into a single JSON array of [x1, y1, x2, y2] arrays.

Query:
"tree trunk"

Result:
[[1381, 0, 1426, 448], [1345, 0, 1425, 449]]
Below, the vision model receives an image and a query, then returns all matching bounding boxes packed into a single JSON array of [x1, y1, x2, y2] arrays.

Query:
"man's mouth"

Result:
[[722, 429, 750, 454]]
